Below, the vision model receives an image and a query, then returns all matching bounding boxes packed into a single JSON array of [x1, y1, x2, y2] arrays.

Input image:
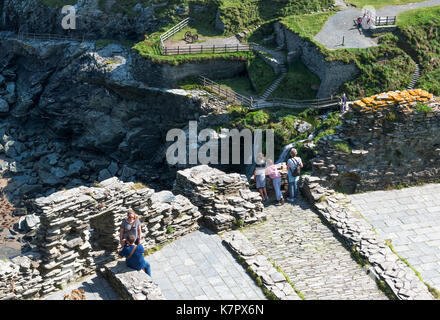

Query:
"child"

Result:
[[266, 159, 284, 205]]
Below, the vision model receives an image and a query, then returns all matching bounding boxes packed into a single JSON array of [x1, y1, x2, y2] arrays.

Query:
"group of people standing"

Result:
[[254, 148, 303, 206]]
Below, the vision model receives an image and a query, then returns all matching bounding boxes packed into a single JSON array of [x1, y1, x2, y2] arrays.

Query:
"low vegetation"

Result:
[[345, 0, 428, 9], [271, 60, 321, 100], [247, 54, 278, 95]]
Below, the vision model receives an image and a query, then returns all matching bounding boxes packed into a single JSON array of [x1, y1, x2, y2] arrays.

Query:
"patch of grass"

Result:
[[227, 247, 279, 300], [281, 10, 336, 41], [166, 226, 174, 234], [247, 54, 278, 95], [267, 258, 305, 299], [345, 0, 428, 9], [414, 103, 432, 114], [233, 219, 244, 228], [384, 111, 397, 122], [215, 76, 257, 96], [385, 239, 439, 299], [271, 60, 321, 100], [332, 142, 351, 154]]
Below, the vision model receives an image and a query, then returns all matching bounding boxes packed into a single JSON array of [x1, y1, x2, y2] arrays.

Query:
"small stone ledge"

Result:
[[222, 231, 302, 300], [301, 175, 434, 300], [101, 260, 165, 300]]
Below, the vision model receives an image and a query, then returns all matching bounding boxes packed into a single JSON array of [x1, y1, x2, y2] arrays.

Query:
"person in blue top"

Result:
[[286, 148, 303, 203], [118, 234, 151, 276]]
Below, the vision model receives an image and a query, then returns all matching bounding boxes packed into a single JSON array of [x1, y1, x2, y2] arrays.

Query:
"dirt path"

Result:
[[315, 0, 440, 49], [164, 35, 241, 50]]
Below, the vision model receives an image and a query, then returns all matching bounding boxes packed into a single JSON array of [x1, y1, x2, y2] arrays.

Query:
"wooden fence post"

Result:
[[201, 45, 203, 53], [189, 45, 191, 54], [177, 46, 179, 55], [225, 44, 227, 53]]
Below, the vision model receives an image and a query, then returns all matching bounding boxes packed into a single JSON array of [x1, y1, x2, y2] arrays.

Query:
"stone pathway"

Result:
[[147, 229, 266, 300], [241, 197, 388, 300], [44, 273, 120, 300], [348, 183, 440, 290], [315, 0, 440, 49]]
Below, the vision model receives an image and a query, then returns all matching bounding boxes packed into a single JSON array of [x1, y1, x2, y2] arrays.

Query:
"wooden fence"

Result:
[[163, 43, 251, 55], [374, 16, 396, 26], [160, 17, 190, 49], [199, 76, 256, 107], [199, 76, 340, 109]]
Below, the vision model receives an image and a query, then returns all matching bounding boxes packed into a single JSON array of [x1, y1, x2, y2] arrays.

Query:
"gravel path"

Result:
[[315, 0, 440, 49], [241, 197, 388, 300], [164, 36, 241, 50]]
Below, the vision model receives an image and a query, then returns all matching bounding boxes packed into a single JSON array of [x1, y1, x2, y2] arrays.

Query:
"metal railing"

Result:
[[374, 16, 396, 26], [164, 43, 251, 55], [199, 76, 256, 107], [160, 17, 190, 49]]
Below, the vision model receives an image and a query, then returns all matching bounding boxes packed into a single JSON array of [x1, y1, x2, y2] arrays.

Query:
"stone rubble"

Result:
[[0, 177, 201, 299], [101, 261, 164, 300], [173, 165, 266, 231], [222, 230, 302, 300], [301, 175, 434, 300]]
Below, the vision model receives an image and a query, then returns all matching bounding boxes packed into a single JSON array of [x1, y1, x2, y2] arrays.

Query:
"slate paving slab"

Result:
[[241, 197, 388, 300], [147, 229, 266, 300], [44, 273, 120, 300], [348, 183, 440, 291]]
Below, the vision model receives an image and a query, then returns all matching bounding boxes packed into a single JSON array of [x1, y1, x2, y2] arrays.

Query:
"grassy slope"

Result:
[[247, 54, 278, 95], [271, 60, 321, 100], [345, 0, 428, 9], [280, 10, 417, 99], [218, 0, 333, 34], [397, 5, 440, 95]]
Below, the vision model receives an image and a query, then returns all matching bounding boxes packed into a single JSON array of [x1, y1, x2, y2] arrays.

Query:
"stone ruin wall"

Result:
[[0, 166, 264, 300], [312, 107, 440, 193]]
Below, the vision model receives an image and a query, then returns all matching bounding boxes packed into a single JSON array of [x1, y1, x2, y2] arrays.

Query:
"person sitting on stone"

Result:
[[118, 234, 151, 276], [265, 159, 284, 206], [119, 209, 142, 247]]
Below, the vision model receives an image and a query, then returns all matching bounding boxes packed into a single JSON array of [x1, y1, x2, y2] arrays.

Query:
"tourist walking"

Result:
[[265, 159, 284, 205], [340, 92, 347, 112], [119, 209, 142, 247], [118, 235, 152, 276], [286, 148, 303, 203], [254, 153, 268, 202]]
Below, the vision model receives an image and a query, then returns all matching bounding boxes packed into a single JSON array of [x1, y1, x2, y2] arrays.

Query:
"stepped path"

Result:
[[348, 184, 440, 291], [315, 0, 440, 49], [408, 63, 421, 90], [241, 197, 389, 300]]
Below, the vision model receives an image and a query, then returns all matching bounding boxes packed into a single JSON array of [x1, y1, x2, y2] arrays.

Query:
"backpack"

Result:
[[289, 158, 301, 177]]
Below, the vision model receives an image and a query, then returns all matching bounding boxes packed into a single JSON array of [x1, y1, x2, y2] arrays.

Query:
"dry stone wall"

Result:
[[0, 177, 201, 299], [301, 175, 434, 300], [173, 165, 266, 231], [312, 104, 440, 193]]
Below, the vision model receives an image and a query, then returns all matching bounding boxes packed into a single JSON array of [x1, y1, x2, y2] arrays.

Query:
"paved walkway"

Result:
[[315, 0, 440, 49], [44, 273, 120, 300], [241, 197, 388, 300], [147, 229, 266, 300], [348, 184, 440, 290]]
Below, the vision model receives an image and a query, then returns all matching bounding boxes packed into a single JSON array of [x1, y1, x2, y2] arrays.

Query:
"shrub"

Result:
[[332, 142, 351, 154]]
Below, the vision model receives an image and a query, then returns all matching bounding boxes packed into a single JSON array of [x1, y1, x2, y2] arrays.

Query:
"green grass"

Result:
[[332, 142, 352, 154], [166, 21, 225, 44], [398, 5, 440, 26], [271, 60, 321, 100], [345, 0, 428, 9], [215, 77, 257, 96], [281, 11, 336, 41], [247, 54, 278, 95], [414, 103, 432, 114], [217, 0, 334, 34]]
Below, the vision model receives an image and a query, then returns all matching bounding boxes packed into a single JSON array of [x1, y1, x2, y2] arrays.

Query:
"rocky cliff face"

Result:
[[0, 33, 226, 204], [1, 0, 164, 40], [312, 102, 440, 193]]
